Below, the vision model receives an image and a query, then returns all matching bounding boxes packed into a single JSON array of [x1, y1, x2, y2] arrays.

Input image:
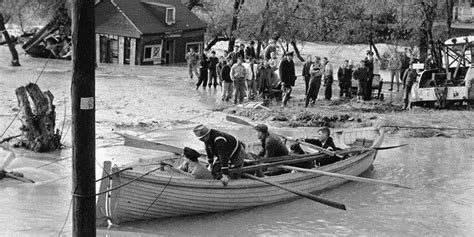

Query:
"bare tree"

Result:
[[0, 13, 21, 66]]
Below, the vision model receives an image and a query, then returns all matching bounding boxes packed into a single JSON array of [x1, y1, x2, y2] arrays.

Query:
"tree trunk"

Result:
[[206, 36, 229, 51], [0, 13, 21, 67], [15, 83, 61, 152], [290, 40, 305, 62], [445, 0, 453, 38], [227, 0, 244, 52]]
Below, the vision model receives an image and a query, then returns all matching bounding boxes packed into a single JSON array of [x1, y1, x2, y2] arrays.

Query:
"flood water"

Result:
[[0, 48, 473, 236], [1, 129, 473, 236]]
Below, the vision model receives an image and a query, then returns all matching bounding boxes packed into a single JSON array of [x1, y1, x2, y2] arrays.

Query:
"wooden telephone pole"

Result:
[[71, 0, 96, 236]]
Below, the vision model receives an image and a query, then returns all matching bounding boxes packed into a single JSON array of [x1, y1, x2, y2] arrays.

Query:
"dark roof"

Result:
[[110, 0, 207, 35], [96, 0, 141, 38]]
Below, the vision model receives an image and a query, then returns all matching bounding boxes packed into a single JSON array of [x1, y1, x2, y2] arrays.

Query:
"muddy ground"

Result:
[[1, 44, 473, 146]]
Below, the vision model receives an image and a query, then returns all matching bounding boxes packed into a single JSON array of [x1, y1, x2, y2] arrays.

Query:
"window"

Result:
[[166, 7, 175, 25], [143, 44, 162, 62], [185, 42, 203, 54]]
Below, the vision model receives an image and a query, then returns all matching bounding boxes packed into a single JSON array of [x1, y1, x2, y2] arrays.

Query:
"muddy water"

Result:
[[1, 130, 473, 236], [1, 47, 473, 236]]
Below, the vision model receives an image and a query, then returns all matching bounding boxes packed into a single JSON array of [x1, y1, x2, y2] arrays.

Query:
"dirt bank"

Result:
[[224, 98, 474, 139]]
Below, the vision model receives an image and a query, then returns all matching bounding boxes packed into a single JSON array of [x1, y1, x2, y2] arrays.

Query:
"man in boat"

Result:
[[255, 124, 288, 159], [293, 127, 340, 166], [193, 124, 246, 185], [177, 147, 214, 179]]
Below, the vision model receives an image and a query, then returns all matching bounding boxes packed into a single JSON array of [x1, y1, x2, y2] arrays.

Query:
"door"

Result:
[[165, 39, 175, 64]]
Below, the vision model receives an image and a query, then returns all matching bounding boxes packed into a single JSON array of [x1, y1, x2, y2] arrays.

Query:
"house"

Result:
[[95, 0, 207, 65]]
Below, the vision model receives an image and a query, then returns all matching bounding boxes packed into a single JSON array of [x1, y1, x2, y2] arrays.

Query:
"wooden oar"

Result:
[[278, 165, 412, 189], [382, 125, 474, 131], [4, 172, 35, 183], [226, 115, 343, 158], [242, 173, 346, 211], [115, 132, 184, 155]]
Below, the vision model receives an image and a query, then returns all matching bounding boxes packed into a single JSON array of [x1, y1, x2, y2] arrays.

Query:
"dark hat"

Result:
[[286, 51, 294, 56], [240, 43, 245, 47], [211, 50, 216, 54], [183, 147, 201, 162], [250, 40, 255, 45], [366, 50, 374, 56], [254, 124, 268, 133], [193, 124, 211, 139]]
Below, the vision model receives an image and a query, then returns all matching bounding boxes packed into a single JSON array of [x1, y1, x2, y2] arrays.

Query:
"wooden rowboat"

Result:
[[96, 127, 384, 225]]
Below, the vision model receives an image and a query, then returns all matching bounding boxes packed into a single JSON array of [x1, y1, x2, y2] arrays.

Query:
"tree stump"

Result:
[[15, 83, 61, 152]]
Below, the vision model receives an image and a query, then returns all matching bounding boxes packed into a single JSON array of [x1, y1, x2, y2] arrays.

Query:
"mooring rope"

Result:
[[141, 167, 174, 218]]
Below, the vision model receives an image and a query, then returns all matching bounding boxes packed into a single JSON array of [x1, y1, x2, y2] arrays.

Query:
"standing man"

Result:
[[352, 60, 370, 101], [230, 57, 247, 104], [402, 60, 417, 110], [238, 43, 246, 59], [302, 55, 313, 94], [245, 41, 256, 60], [185, 47, 199, 80], [193, 124, 246, 185], [364, 51, 375, 100], [264, 39, 277, 60], [388, 51, 401, 92], [244, 57, 258, 100], [279, 52, 296, 107], [196, 50, 209, 90], [322, 57, 334, 100], [227, 45, 240, 65], [208, 51, 219, 89], [305, 56, 323, 107], [399, 48, 411, 92], [221, 58, 233, 101], [337, 59, 352, 98]]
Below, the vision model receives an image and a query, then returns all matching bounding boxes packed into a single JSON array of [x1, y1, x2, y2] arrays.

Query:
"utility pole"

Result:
[[71, 0, 96, 236]]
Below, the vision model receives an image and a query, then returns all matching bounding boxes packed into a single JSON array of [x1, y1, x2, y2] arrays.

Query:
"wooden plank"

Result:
[[118, 36, 124, 65], [130, 38, 136, 66], [95, 34, 100, 65], [96, 161, 111, 226]]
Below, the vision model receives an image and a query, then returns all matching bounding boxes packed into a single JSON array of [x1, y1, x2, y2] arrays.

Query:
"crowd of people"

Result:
[[185, 40, 418, 108]]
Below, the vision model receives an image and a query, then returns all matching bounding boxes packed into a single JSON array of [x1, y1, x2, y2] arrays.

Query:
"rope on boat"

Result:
[[73, 165, 165, 198], [141, 166, 174, 218]]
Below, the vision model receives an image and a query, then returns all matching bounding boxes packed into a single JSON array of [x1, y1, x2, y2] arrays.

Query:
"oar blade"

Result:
[[226, 115, 255, 127], [116, 132, 183, 155]]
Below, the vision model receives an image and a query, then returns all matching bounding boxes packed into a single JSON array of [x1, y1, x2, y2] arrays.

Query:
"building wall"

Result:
[[139, 28, 205, 65], [174, 29, 205, 63]]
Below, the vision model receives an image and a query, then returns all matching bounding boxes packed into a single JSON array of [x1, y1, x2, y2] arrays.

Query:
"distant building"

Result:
[[95, 0, 207, 65], [453, 0, 474, 21], [453, 0, 474, 36]]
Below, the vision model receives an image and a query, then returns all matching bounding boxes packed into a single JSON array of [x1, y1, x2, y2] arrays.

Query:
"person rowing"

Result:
[[193, 124, 246, 186]]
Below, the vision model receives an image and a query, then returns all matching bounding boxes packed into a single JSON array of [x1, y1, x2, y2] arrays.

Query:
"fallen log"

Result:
[[15, 83, 61, 152]]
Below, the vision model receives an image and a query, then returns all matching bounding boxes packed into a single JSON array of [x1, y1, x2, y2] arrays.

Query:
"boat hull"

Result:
[[97, 127, 384, 225]]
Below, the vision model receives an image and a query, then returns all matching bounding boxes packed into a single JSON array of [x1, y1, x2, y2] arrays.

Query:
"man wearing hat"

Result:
[[255, 124, 289, 159], [177, 147, 214, 179], [193, 124, 246, 185], [279, 51, 296, 107]]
